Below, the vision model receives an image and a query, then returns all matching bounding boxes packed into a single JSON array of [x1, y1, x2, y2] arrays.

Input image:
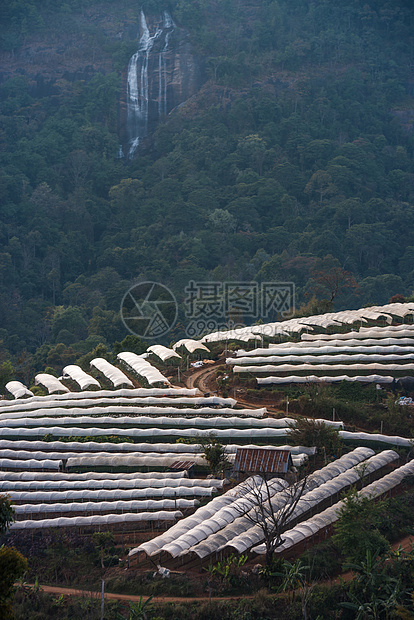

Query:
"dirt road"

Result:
[[23, 583, 253, 604]]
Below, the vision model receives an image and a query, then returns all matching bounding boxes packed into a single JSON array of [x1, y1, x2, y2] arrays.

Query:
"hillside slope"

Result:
[[0, 0, 413, 369]]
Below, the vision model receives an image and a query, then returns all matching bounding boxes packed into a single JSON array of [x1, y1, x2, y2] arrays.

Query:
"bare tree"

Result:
[[235, 473, 308, 566]]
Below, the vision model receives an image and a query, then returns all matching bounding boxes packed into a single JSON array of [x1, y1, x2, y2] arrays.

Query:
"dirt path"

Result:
[[24, 536, 414, 605], [23, 583, 254, 604], [185, 365, 219, 392]]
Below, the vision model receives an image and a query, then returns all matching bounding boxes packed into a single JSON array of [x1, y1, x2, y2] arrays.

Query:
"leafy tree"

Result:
[[0, 546, 28, 619], [287, 417, 342, 458], [113, 335, 147, 356], [92, 531, 115, 570], [333, 489, 390, 564], [0, 494, 15, 534], [198, 433, 231, 477], [0, 361, 14, 393]]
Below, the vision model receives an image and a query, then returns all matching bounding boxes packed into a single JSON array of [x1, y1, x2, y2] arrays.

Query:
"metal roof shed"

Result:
[[233, 448, 293, 476]]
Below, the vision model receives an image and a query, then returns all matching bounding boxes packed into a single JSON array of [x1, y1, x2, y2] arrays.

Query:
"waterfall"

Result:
[[126, 10, 175, 158]]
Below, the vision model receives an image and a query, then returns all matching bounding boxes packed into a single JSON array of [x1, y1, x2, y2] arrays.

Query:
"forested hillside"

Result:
[[0, 0, 414, 377]]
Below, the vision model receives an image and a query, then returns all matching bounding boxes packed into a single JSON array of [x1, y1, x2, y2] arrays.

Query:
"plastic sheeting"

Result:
[[131, 448, 375, 559], [302, 329, 414, 341], [229, 353, 414, 365], [0, 387, 201, 406], [0, 426, 288, 440], [5, 381, 33, 399], [8, 487, 217, 502], [173, 339, 210, 354], [234, 363, 414, 374], [217, 450, 397, 557], [0, 470, 186, 481], [0, 406, 258, 423], [258, 375, 395, 385], [0, 438, 315, 456], [339, 430, 412, 447], [130, 476, 266, 558], [0, 459, 61, 470], [67, 455, 209, 468], [232, 345, 414, 358], [0, 449, 205, 462], [35, 374, 69, 394], [0, 415, 342, 431], [15, 498, 199, 516], [117, 352, 170, 385], [252, 458, 414, 555], [10, 511, 183, 530], [0, 477, 223, 491], [90, 359, 133, 388], [196, 302, 414, 344], [62, 365, 100, 390], [147, 345, 181, 362], [0, 396, 237, 416]]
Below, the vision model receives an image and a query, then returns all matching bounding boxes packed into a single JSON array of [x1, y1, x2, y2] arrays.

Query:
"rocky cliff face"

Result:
[[119, 11, 201, 158]]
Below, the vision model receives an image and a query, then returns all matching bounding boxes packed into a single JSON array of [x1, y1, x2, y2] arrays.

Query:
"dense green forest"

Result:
[[0, 0, 414, 379]]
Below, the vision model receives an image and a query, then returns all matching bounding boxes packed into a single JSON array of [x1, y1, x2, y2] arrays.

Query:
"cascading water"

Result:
[[126, 10, 174, 158]]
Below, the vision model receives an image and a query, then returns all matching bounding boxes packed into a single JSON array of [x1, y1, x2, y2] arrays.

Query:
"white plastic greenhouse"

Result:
[[35, 374, 69, 394], [117, 352, 170, 385], [232, 345, 414, 358], [10, 511, 183, 530], [147, 345, 181, 362], [252, 458, 414, 555], [15, 498, 199, 516], [0, 395, 237, 416], [0, 477, 223, 491], [233, 363, 414, 374], [0, 470, 187, 481], [62, 365, 101, 390], [173, 339, 210, 354], [0, 426, 290, 440], [90, 358, 133, 387], [5, 381, 33, 399], [8, 486, 217, 502], [257, 375, 395, 385], [0, 458, 61, 470], [130, 448, 378, 559]]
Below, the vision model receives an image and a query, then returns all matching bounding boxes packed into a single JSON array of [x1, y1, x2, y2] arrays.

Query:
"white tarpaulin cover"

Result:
[[229, 353, 414, 365], [0, 470, 186, 481], [258, 375, 395, 385], [0, 477, 223, 491], [147, 345, 181, 362], [90, 359, 133, 388], [234, 363, 414, 374], [252, 458, 414, 555], [0, 395, 236, 416], [117, 352, 170, 385], [62, 365, 100, 390], [173, 339, 210, 354], [232, 345, 414, 358], [10, 511, 183, 530], [0, 426, 290, 440], [195, 303, 414, 344], [35, 374, 69, 394], [15, 498, 199, 516], [130, 448, 375, 559], [8, 487, 216, 502], [0, 458, 61, 470], [0, 388, 201, 406], [5, 381, 34, 399]]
